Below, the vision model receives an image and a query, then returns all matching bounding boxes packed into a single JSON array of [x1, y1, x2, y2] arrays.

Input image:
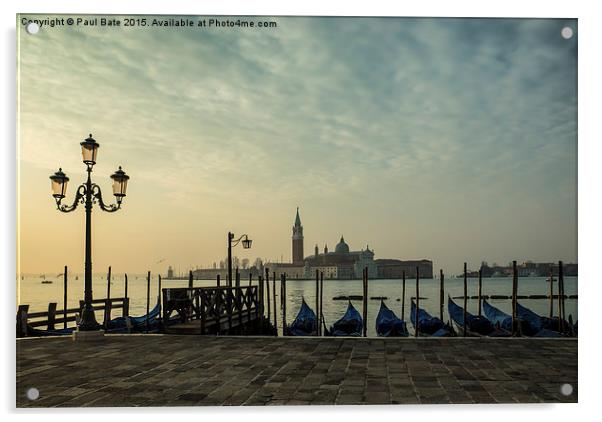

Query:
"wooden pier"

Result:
[[162, 285, 265, 335]]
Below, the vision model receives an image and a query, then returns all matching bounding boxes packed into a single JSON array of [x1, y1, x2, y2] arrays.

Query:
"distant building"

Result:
[[266, 208, 434, 279], [167, 266, 174, 278], [374, 259, 433, 279]]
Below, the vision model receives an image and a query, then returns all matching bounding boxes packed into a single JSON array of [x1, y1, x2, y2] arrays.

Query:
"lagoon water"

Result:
[[17, 274, 577, 337]]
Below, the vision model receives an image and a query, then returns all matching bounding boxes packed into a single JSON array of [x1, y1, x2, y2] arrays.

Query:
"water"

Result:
[[17, 275, 577, 337]]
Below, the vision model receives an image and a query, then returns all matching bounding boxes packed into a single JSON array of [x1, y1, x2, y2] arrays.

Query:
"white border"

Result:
[[3, 1, 600, 421]]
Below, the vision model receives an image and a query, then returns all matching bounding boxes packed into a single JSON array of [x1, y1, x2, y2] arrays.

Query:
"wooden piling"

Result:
[[281, 274, 287, 335], [188, 270, 193, 289], [558, 261, 564, 333], [217, 274, 221, 287], [318, 271, 324, 336], [401, 271, 406, 321], [548, 268, 554, 319], [439, 269, 444, 321], [272, 274, 278, 335], [236, 267, 240, 287], [415, 266, 420, 337], [477, 268, 482, 317], [511, 261, 517, 336], [106, 266, 112, 301], [124, 273, 129, 317], [63, 265, 68, 329], [146, 270, 151, 333], [362, 267, 368, 337], [463, 262, 467, 337], [47, 303, 57, 330], [249, 272, 253, 286], [158, 274, 162, 324], [315, 270, 319, 335], [265, 268, 271, 322]]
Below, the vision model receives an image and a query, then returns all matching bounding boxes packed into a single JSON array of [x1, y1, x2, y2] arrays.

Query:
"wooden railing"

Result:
[[16, 297, 129, 337], [162, 286, 263, 334]]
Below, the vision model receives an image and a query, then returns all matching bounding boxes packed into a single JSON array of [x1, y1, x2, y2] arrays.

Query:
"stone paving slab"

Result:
[[16, 335, 577, 407]]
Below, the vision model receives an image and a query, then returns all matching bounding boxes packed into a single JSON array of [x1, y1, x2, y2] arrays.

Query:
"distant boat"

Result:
[[41, 280, 53, 284], [375, 301, 408, 337], [287, 298, 317, 336], [329, 301, 362, 336]]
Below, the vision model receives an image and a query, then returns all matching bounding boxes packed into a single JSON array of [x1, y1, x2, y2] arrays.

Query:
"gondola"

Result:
[[329, 301, 363, 336], [375, 300, 408, 337], [106, 301, 162, 332], [409, 299, 453, 336], [448, 296, 509, 337], [25, 301, 162, 337], [516, 302, 573, 336], [482, 299, 536, 336], [287, 297, 317, 336]]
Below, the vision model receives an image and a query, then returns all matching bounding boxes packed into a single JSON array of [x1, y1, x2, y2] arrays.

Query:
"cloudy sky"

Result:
[[17, 16, 577, 275]]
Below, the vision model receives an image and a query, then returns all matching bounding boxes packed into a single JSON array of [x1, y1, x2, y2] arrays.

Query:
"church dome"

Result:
[[335, 236, 350, 254]]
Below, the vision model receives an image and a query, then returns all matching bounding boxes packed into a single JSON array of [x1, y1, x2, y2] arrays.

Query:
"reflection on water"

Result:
[[17, 275, 577, 337]]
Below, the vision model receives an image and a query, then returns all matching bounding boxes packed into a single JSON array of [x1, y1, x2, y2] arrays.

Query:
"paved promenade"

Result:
[[16, 335, 577, 407]]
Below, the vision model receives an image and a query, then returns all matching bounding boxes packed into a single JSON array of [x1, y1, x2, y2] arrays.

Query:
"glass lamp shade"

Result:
[[80, 134, 99, 165], [49, 168, 69, 199], [242, 237, 252, 249], [110, 166, 129, 197]]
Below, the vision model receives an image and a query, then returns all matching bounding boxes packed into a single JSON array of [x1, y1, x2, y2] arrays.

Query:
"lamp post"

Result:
[[49, 134, 129, 331], [227, 232, 252, 287]]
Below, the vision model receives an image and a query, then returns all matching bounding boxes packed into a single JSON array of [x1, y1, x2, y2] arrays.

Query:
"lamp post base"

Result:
[[72, 329, 104, 342], [78, 303, 100, 331]]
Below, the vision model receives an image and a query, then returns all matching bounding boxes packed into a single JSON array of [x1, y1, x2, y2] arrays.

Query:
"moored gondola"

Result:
[[516, 302, 573, 337], [482, 299, 535, 336], [410, 300, 453, 336], [287, 297, 317, 336], [375, 300, 408, 337], [329, 301, 363, 336], [448, 296, 510, 337]]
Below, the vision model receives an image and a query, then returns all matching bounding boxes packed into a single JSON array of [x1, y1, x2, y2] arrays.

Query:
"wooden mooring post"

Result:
[[272, 273, 278, 335], [415, 266, 420, 337], [188, 270, 193, 289], [63, 265, 68, 329], [511, 261, 518, 336], [281, 274, 287, 335], [265, 268, 271, 323], [401, 270, 406, 321], [158, 274, 162, 325], [558, 261, 564, 333], [124, 273, 129, 317], [318, 271, 324, 336], [236, 267, 240, 287], [439, 269, 444, 321], [315, 270, 320, 335], [107, 266, 112, 301], [249, 272, 253, 286], [146, 270, 151, 333], [362, 267, 368, 337], [548, 268, 554, 319], [217, 274, 221, 287], [463, 262, 467, 337], [477, 268, 483, 316]]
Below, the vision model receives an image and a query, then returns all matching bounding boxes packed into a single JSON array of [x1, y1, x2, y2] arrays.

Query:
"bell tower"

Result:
[[292, 207, 304, 265]]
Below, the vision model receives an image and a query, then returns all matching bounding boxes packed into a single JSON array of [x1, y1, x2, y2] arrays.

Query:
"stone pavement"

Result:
[[16, 335, 577, 407]]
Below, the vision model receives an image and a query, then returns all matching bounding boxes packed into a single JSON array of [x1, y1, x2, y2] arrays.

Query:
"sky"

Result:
[[17, 16, 577, 276]]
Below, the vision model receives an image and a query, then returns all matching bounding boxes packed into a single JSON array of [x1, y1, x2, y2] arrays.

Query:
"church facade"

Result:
[[266, 208, 433, 280]]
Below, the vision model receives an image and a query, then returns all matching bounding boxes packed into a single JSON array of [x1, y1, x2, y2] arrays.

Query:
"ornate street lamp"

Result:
[[227, 232, 252, 287], [49, 134, 129, 331]]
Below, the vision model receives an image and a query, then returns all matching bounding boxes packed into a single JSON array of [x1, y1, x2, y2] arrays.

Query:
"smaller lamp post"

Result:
[[227, 232, 252, 287]]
